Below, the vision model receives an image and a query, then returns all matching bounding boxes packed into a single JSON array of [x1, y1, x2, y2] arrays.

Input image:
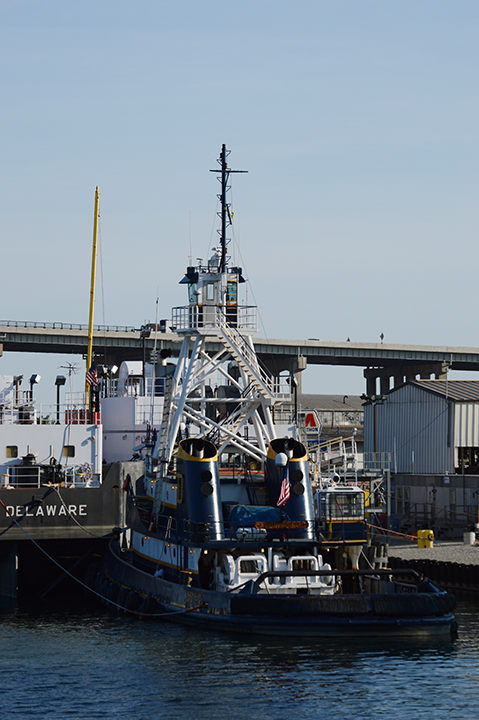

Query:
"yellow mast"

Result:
[[86, 186, 100, 395]]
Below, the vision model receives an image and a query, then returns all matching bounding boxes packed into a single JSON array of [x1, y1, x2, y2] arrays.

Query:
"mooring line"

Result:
[[366, 522, 417, 542], [48, 483, 110, 539], [0, 497, 201, 618]]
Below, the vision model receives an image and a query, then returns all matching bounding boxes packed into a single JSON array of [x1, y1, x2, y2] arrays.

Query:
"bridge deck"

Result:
[[0, 322, 478, 372]]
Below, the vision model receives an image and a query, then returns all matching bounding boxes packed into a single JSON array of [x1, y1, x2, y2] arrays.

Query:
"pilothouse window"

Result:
[[188, 283, 198, 303], [328, 492, 364, 519], [226, 281, 237, 303]]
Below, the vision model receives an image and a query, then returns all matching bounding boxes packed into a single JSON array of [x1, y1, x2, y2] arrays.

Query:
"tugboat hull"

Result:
[[96, 542, 457, 638]]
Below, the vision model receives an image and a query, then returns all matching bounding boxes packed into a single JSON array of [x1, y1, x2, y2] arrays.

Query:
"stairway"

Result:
[[218, 324, 274, 399], [157, 375, 174, 463], [244, 465, 270, 505]]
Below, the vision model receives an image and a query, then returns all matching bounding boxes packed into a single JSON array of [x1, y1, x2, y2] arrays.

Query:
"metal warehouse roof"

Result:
[[406, 379, 479, 402], [298, 394, 364, 412]]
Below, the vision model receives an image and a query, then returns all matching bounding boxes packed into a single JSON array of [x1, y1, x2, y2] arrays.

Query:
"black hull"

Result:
[[94, 541, 457, 638], [0, 463, 125, 541]]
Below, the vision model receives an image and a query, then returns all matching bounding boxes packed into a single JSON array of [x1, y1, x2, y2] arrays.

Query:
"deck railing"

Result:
[[0, 400, 98, 426], [171, 304, 258, 334]]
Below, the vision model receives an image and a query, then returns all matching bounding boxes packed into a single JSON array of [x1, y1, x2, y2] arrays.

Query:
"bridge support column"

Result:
[[404, 367, 416, 382], [364, 370, 378, 397], [434, 362, 450, 380], [365, 362, 450, 395], [291, 355, 307, 394], [380, 374, 390, 395]]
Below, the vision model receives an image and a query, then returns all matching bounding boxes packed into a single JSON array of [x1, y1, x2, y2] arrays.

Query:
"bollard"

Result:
[[417, 529, 434, 548]]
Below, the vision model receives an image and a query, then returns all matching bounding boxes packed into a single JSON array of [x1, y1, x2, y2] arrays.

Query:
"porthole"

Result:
[[291, 469, 303, 482], [201, 483, 213, 497], [292, 482, 305, 496], [200, 470, 212, 482]]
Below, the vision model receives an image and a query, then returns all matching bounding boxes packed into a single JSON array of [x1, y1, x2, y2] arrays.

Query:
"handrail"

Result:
[[0, 320, 138, 333], [317, 435, 358, 451], [254, 567, 421, 586], [395, 500, 476, 533], [219, 319, 274, 395]]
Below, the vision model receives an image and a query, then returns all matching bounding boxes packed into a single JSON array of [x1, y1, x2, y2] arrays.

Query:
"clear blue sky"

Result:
[[1, 1, 478, 400]]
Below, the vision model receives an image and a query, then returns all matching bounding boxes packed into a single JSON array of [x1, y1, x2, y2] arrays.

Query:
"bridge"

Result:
[[0, 320, 478, 394]]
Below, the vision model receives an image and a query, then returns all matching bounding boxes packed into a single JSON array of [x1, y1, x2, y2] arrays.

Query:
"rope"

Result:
[[367, 521, 417, 542], [0, 496, 206, 619], [0, 482, 111, 540], [0, 495, 105, 590], [102, 569, 206, 617], [48, 484, 108, 539]]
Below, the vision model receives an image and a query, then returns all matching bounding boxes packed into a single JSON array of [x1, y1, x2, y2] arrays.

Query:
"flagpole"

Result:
[[276, 453, 290, 507], [86, 186, 100, 401]]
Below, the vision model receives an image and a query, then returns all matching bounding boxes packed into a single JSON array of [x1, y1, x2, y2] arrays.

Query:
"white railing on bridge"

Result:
[[0, 319, 138, 332]]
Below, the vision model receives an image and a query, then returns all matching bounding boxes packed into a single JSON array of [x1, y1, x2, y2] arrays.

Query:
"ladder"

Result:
[[153, 375, 174, 509], [157, 375, 174, 468]]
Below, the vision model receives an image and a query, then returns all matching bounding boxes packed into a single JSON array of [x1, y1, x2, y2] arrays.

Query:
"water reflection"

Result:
[[0, 597, 478, 719]]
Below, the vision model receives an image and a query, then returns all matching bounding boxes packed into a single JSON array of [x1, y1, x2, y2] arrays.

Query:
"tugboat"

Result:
[[95, 146, 456, 637]]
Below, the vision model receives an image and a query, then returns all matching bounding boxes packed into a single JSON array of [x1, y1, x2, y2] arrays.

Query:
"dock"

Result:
[[388, 540, 479, 592]]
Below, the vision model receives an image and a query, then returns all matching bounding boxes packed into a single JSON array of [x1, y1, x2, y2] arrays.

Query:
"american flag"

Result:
[[277, 468, 290, 507], [86, 362, 99, 388]]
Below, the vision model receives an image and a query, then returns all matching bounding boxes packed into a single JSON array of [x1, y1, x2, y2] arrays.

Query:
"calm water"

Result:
[[1, 597, 478, 720]]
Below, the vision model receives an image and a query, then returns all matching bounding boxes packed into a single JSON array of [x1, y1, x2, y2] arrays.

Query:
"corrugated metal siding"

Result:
[[454, 403, 479, 447], [364, 384, 453, 474]]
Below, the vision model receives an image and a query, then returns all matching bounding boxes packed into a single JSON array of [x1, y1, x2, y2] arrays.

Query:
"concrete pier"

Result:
[[388, 541, 479, 592]]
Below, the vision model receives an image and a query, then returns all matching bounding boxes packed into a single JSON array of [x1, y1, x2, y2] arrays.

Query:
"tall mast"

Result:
[[210, 144, 247, 273], [85, 186, 100, 393]]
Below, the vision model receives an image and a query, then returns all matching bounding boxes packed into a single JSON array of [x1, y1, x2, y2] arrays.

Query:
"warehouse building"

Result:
[[364, 380, 479, 536]]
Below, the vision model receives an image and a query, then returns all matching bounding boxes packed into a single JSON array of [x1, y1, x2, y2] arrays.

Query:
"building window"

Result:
[[456, 447, 479, 474], [63, 445, 75, 458], [6, 446, 18, 458]]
